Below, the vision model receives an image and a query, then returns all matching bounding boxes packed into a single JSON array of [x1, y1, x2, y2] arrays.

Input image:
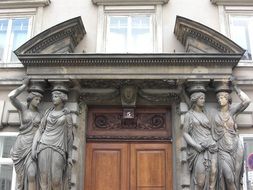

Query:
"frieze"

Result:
[[139, 89, 180, 103], [79, 79, 177, 89]]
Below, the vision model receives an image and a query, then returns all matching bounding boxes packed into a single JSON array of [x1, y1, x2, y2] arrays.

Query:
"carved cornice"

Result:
[[211, 0, 253, 5], [0, 0, 50, 8], [15, 17, 86, 55], [92, 0, 169, 5], [17, 53, 242, 67], [174, 16, 245, 55]]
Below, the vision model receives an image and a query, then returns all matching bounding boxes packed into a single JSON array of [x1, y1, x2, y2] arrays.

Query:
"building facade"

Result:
[[0, 0, 253, 189]]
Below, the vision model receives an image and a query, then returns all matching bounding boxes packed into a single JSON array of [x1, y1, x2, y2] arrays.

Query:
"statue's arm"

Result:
[[31, 128, 42, 160], [183, 113, 203, 152], [231, 83, 251, 116], [67, 113, 74, 164], [8, 78, 29, 111]]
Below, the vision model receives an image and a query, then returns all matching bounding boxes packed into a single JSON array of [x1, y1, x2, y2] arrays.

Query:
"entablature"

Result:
[[18, 53, 241, 81]]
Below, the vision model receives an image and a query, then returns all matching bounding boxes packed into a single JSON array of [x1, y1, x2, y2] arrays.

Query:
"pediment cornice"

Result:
[[174, 16, 245, 55], [15, 17, 86, 55]]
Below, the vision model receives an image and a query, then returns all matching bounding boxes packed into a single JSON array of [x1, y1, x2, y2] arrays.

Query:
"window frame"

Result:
[[219, 5, 253, 66], [0, 132, 18, 190], [0, 8, 36, 67], [96, 5, 163, 53]]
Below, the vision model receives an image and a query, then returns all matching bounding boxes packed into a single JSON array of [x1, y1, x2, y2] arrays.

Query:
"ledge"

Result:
[[0, 0, 50, 8], [211, 0, 253, 5], [92, 0, 169, 5]]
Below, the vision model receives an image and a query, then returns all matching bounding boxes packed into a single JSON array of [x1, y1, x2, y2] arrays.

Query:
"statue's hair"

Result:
[[216, 91, 232, 105], [190, 92, 205, 108], [52, 90, 68, 103], [27, 92, 43, 107]]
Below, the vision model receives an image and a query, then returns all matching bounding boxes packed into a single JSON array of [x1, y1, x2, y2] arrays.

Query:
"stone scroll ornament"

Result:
[[32, 83, 74, 190], [212, 81, 251, 190], [183, 83, 218, 190], [8, 78, 44, 190]]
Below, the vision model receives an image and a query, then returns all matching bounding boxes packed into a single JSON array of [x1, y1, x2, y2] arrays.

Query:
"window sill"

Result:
[[0, 0, 50, 8], [0, 62, 24, 68], [92, 0, 169, 5], [236, 61, 253, 67], [211, 0, 253, 6]]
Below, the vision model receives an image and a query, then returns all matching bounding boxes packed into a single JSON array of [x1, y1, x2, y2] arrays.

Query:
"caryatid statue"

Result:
[[9, 78, 44, 190], [213, 81, 251, 190], [183, 83, 218, 190], [32, 82, 74, 190]]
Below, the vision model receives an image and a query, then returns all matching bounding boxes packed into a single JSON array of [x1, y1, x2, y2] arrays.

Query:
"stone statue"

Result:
[[213, 82, 251, 190], [183, 91, 217, 190], [32, 85, 74, 190], [8, 78, 43, 190]]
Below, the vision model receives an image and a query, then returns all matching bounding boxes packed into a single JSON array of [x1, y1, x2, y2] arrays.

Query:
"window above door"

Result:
[[96, 5, 163, 53]]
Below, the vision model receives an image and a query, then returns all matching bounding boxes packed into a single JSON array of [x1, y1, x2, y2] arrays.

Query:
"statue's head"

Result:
[[52, 90, 68, 105], [27, 91, 43, 108], [216, 91, 232, 106], [190, 92, 205, 109]]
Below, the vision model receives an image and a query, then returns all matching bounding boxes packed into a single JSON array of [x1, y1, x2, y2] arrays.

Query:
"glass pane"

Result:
[[10, 18, 29, 62], [230, 16, 252, 60], [0, 136, 16, 158], [0, 19, 8, 62], [106, 16, 128, 52], [244, 138, 253, 189], [130, 16, 152, 53], [0, 164, 13, 190]]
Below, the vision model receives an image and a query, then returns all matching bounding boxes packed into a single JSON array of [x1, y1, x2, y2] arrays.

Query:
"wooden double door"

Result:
[[85, 143, 173, 190]]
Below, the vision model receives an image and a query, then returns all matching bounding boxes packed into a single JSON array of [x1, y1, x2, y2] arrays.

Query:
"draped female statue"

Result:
[[9, 78, 43, 190], [32, 86, 74, 190], [213, 83, 251, 190], [183, 91, 217, 190]]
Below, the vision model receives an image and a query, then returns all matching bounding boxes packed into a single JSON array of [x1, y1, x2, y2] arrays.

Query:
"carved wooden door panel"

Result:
[[85, 143, 129, 190], [85, 143, 172, 190], [130, 143, 172, 190]]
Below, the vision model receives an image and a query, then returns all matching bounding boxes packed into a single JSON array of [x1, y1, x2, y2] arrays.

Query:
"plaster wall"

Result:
[[38, 0, 220, 53]]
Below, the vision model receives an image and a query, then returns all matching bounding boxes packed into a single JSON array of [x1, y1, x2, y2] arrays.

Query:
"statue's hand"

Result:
[[68, 158, 73, 166], [195, 144, 204, 153], [22, 77, 30, 86], [31, 148, 37, 160]]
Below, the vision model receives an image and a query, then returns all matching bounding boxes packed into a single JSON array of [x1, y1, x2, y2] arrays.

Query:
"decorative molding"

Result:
[[92, 0, 169, 5], [211, 0, 253, 5], [0, 0, 50, 8], [174, 16, 245, 55], [93, 113, 166, 130], [17, 53, 242, 67], [87, 107, 172, 141], [15, 17, 86, 55]]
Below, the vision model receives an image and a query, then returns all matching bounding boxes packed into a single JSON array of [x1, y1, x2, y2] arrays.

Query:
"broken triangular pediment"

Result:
[[174, 16, 245, 55], [15, 16, 86, 55]]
